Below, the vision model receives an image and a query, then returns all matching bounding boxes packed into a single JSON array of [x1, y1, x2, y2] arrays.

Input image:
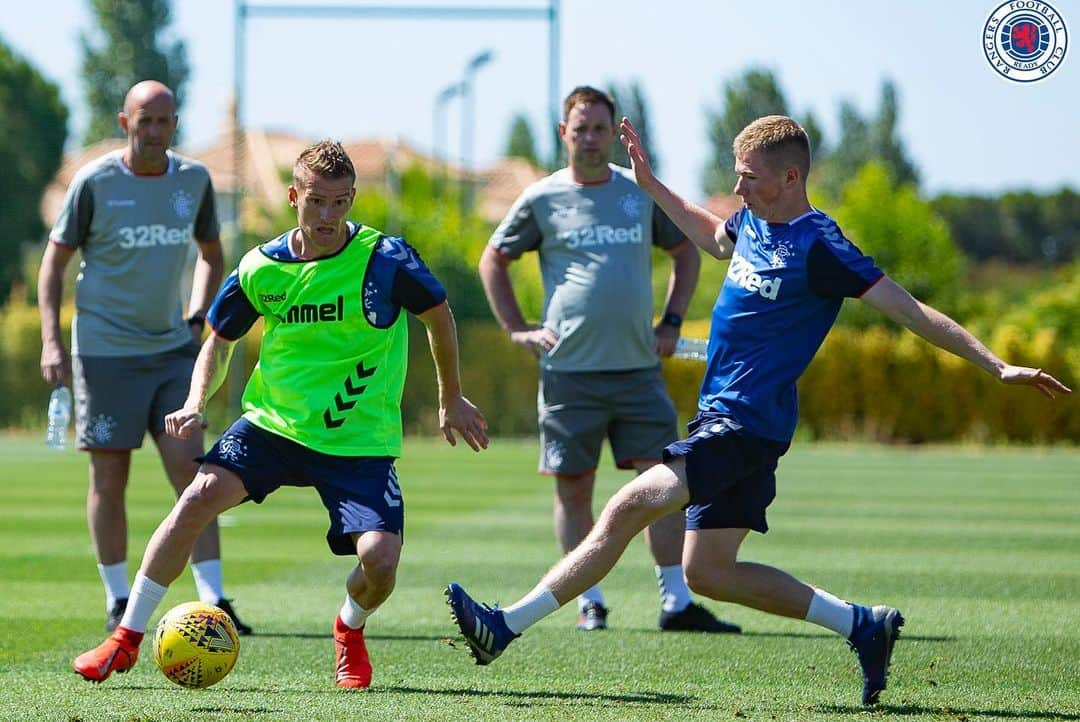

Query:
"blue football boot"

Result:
[[848, 604, 905, 705], [445, 582, 519, 665]]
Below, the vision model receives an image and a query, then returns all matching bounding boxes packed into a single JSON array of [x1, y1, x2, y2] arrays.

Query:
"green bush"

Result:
[[0, 296, 67, 428], [3, 284, 1074, 444]]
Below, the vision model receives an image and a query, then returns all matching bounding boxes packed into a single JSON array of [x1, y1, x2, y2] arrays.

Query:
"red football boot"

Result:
[[333, 616, 372, 689], [73, 626, 143, 682]]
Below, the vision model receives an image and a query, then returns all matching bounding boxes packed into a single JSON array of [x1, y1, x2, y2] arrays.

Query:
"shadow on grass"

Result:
[[241, 631, 448, 642], [373, 685, 694, 706], [821, 704, 1080, 720], [100, 683, 693, 706], [744, 630, 953, 642]]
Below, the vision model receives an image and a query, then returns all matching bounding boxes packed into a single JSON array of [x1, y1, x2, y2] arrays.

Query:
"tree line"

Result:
[[1, 0, 1077, 315], [506, 69, 1077, 268]]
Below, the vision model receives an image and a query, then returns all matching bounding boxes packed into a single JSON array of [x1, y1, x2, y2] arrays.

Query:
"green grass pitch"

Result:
[[0, 435, 1077, 721]]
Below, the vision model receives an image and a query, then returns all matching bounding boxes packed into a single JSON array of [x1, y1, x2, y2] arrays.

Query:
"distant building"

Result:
[[41, 123, 547, 235], [702, 193, 742, 220]]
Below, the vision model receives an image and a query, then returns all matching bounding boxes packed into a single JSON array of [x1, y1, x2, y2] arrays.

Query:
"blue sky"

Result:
[[2, 0, 1076, 201]]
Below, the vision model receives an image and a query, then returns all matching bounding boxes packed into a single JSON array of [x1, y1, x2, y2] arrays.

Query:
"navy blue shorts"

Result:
[[663, 413, 789, 533], [200, 418, 404, 555]]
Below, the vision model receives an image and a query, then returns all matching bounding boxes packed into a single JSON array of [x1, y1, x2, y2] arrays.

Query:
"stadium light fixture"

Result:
[[461, 49, 495, 212]]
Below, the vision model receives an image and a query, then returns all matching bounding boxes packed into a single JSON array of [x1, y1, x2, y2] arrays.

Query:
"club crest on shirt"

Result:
[[171, 189, 195, 220], [745, 225, 794, 268], [769, 243, 793, 269], [618, 193, 642, 220]]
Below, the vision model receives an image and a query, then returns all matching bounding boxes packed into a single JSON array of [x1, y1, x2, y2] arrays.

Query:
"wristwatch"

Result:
[[185, 313, 206, 331], [660, 312, 683, 328]]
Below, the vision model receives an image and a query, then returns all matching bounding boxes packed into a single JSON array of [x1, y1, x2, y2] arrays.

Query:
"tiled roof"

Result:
[[476, 157, 547, 222], [42, 130, 549, 229], [702, 194, 743, 219], [40, 139, 126, 230]]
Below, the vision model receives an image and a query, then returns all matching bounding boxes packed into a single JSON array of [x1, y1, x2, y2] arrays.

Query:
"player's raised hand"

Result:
[[1000, 365, 1072, 399], [440, 395, 489, 451], [619, 117, 657, 188], [165, 407, 208, 439]]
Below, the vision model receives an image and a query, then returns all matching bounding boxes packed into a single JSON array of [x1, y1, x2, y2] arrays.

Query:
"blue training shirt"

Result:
[[208, 221, 447, 340], [700, 207, 883, 442]]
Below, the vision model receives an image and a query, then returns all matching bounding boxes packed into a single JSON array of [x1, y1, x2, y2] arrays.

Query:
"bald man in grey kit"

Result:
[[38, 80, 250, 635]]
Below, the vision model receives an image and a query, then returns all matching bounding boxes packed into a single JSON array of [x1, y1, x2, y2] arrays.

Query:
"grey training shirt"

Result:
[[49, 150, 219, 357], [490, 164, 684, 372]]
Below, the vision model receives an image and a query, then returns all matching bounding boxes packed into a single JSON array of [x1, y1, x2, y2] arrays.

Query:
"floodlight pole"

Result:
[[460, 50, 494, 215], [229, 0, 248, 415], [433, 81, 463, 195], [549, 0, 561, 168]]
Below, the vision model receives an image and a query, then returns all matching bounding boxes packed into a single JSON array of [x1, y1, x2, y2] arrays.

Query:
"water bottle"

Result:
[[674, 337, 708, 361], [45, 385, 72, 450]]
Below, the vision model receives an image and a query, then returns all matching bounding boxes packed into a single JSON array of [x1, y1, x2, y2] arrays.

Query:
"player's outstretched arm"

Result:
[[165, 333, 237, 438], [861, 275, 1072, 398], [619, 117, 733, 260], [417, 300, 490, 451]]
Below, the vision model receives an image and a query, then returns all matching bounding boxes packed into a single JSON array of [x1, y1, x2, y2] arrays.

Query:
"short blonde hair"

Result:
[[293, 139, 356, 185], [733, 115, 811, 177]]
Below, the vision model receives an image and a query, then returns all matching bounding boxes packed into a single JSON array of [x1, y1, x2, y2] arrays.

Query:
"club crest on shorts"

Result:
[[87, 414, 118, 444], [983, 1, 1069, 82], [218, 435, 248, 463], [544, 440, 565, 469]]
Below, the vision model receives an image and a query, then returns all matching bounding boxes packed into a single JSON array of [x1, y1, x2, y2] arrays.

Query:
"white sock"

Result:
[[191, 559, 224, 604], [503, 585, 561, 635], [805, 588, 855, 638], [119, 574, 168, 634], [97, 561, 129, 610], [576, 585, 605, 611], [339, 595, 371, 630], [655, 564, 692, 613]]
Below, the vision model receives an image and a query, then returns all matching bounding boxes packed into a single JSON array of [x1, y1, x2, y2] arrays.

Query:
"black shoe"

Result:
[[105, 598, 128, 632], [576, 601, 608, 631], [659, 602, 741, 633], [214, 598, 253, 636]]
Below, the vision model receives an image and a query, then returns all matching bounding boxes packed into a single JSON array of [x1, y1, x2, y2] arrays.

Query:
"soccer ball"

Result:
[[153, 602, 240, 688]]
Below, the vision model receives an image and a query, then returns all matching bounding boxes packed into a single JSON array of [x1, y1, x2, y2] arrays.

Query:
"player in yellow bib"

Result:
[[73, 140, 489, 689]]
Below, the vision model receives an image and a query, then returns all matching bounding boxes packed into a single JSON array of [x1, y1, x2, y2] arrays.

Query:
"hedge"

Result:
[[3, 300, 1075, 443]]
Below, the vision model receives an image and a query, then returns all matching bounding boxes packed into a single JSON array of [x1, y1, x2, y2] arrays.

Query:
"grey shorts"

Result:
[[72, 342, 200, 450], [538, 367, 678, 477]]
